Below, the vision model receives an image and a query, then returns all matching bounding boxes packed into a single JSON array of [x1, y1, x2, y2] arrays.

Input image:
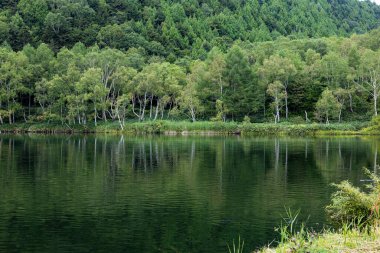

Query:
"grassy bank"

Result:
[[255, 169, 380, 253], [259, 227, 380, 253], [0, 121, 370, 136]]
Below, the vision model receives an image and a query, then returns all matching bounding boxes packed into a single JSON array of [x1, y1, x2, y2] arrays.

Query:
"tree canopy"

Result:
[[0, 0, 380, 58], [1, 1, 380, 125]]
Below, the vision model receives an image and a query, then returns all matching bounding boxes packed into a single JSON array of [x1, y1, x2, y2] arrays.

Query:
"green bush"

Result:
[[326, 169, 380, 226], [243, 116, 251, 124], [360, 116, 380, 134], [370, 115, 380, 126], [288, 116, 306, 124]]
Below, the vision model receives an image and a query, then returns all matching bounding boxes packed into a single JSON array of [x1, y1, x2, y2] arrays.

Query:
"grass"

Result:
[[257, 209, 380, 253], [0, 120, 372, 136], [227, 236, 245, 253], [256, 169, 380, 253], [259, 226, 380, 253]]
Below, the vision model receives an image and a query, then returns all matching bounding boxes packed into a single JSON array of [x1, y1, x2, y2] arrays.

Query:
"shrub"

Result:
[[288, 116, 305, 124], [370, 115, 380, 126], [326, 169, 380, 226], [243, 115, 251, 124], [361, 115, 380, 134]]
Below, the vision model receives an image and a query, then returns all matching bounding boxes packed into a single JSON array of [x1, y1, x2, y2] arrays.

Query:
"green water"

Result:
[[0, 135, 378, 252]]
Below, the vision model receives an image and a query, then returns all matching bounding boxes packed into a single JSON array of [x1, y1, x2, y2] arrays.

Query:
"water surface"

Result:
[[0, 135, 378, 252]]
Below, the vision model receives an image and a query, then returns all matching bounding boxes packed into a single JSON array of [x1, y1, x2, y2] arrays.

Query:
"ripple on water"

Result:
[[0, 135, 376, 252]]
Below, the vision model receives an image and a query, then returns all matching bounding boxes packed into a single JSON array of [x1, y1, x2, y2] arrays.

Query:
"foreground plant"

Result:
[[227, 236, 244, 253], [326, 168, 380, 226], [257, 169, 380, 253]]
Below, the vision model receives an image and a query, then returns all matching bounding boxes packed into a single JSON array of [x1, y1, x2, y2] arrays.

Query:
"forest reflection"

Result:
[[0, 135, 378, 252]]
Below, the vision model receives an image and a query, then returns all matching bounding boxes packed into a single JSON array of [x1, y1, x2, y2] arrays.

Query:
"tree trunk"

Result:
[[150, 95, 153, 119], [132, 96, 141, 120], [275, 97, 280, 124], [190, 106, 196, 122], [374, 92, 378, 116], [338, 109, 342, 123], [349, 93, 353, 113], [154, 100, 160, 121], [94, 106, 97, 126], [140, 92, 148, 121], [102, 109, 107, 122], [117, 111, 124, 130], [285, 91, 288, 120]]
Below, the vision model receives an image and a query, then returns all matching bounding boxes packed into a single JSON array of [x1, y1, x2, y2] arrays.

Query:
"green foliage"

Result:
[[326, 169, 380, 227], [266, 81, 285, 123], [315, 88, 342, 124], [272, 208, 313, 252], [362, 115, 380, 134], [288, 116, 306, 124], [243, 115, 250, 124], [1, 0, 380, 56], [240, 123, 361, 136], [1, 2, 380, 125], [0, 121, 370, 136], [370, 115, 380, 126], [227, 236, 244, 253], [258, 173, 380, 253]]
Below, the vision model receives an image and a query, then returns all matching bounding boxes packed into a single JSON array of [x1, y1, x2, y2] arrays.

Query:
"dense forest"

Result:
[[0, 0, 380, 126], [1, 0, 380, 55]]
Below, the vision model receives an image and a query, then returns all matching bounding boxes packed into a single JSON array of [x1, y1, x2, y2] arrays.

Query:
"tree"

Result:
[[0, 48, 29, 124], [85, 48, 128, 121], [315, 88, 342, 124], [266, 81, 285, 124], [357, 49, 380, 116], [206, 47, 227, 98], [223, 45, 253, 119], [259, 55, 296, 120], [332, 88, 349, 122], [179, 61, 205, 122], [0, 21, 10, 43], [8, 13, 31, 51], [111, 66, 137, 127], [55, 65, 81, 124], [131, 62, 185, 121], [22, 43, 55, 116], [211, 99, 229, 122], [17, 0, 48, 26], [77, 68, 108, 126]]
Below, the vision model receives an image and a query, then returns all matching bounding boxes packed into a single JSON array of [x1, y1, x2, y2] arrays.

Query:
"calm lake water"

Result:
[[0, 135, 378, 252]]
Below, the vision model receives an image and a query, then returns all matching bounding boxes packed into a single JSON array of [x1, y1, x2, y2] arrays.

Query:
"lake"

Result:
[[0, 135, 378, 252]]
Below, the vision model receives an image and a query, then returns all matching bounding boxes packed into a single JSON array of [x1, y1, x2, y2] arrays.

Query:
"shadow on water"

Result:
[[0, 135, 379, 252]]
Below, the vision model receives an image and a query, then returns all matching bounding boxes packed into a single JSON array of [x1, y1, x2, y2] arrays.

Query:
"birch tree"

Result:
[[316, 88, 342, 124], [259, 55, 296, 120], [357, 49, 380, 116], [266, 81, 285, 124], [179, 61, 205, 122]]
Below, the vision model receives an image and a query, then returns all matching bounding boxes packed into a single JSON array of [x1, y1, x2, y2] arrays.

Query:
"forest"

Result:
[[0, 0, 380, 127]]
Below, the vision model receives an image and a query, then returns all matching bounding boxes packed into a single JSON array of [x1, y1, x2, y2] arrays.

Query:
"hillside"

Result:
[[0, 1, 380, 126], [0, 0, 380, 58]]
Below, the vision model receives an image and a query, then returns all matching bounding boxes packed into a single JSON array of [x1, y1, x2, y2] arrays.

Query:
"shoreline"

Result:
[[0, 121, 374, 136], [258, 227, 380, 253]]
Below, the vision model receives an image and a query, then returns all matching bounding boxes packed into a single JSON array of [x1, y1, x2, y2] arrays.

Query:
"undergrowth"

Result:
[[256, 169, 380, 253]]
